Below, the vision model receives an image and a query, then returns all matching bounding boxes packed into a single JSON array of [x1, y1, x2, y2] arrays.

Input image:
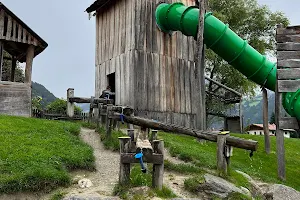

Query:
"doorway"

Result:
[[107, 73, 116, 104]]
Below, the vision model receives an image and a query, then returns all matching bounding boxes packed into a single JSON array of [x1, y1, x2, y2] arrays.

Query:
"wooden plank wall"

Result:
[[0, 82, 31, 117], [95, 0, 198, 127], [0, 9, 39, 46]]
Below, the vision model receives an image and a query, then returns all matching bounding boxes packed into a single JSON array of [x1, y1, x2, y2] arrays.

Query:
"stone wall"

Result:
[[0, 82, 31, 117]]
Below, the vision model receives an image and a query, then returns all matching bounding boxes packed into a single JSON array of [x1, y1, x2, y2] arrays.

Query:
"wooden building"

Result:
[[86, 0, 203, 128], [0, 3, 48, 117]]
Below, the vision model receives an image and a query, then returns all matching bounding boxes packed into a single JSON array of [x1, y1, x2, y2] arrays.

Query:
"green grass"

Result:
[[159, 132, 300, 191], [80, 121, 97, 129], [0, 115, 95, 193], [184, 176, 205, 193], [97, 126, 126, 151], [113, 164, 176, 199], [164, 159, 205, 174]]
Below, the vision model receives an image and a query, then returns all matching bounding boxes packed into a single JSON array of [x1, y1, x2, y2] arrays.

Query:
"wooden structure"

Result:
[[276, 25, 300, 180], [86, 0, 206, 129], [0, 3, 48, 117]]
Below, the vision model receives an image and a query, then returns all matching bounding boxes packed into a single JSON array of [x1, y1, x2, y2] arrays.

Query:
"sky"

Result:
[[2, 0, 299, 99]]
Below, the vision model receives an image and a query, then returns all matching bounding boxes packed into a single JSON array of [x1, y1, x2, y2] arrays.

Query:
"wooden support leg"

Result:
[[150, 130, 158, 142], [119, 137, 131, 185], [106, 105, 113, 138], [152, 140, 164, 189], [67, 88, 75, 118], [217, 132, 229, 175]]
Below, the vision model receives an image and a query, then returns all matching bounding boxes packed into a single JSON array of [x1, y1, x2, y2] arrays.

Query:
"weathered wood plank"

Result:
[[105, 11, 109, 60], [0, 10, 4, 39], [128, 50, 135, 107], [124, 52, 130, 105], [174, 58, 181, 113], [119, 137, 131, 184], [95, 15, 99, 65], [17, 23, 22, 42], [277, 26, 300, 36], [188, 37, 194, 61], [147, 53, 154, 111], [165, 56, 171, 112], [277, 68, 300, 79], [138, 0, 146, 51], [12, 20, 17, 42], [160, 55, 166, 112], [277, 34, 300, 43], [277, 43, 300, 51], [98, 14, 103, 64], [124, 0, 130, 52], [278, 51, 300, 60], [262, 88, 270, 154], [154, 54, 160, 111], [277, 59, 300, 68], [120, 54, 125, 104], [121, 153, 163, 164], [115, 56, 121, 105], [182, 35, 188, 60], [277, 80, 300, 92], [176, 32, 183, 59], [6, 15, 12, 40], [114, 3, 119, 58], [134, 0, 140, 50], [190, 61, 196, 114], [180, 59, 186, 113], [109, 4, 114, 60], [142, 51, 148, 110], [130, 0, 136, 50], [152, 140, 164, 189], [120, 0, 126, 53], [279, 117, 299, 130], [146, 0, 153, 52], [185, 60, 191, 114], [170, 57, 175, 112]]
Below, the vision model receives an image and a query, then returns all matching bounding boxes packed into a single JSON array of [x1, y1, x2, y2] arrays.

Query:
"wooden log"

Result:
[[68, 97, 113, 104], [217, 132, 228, 174], [152, 140, 164, 189], [119, 137, 131, 185], [205, 76, 242, 97], [24, 45, 35, 84], [121, 153, 163, 164], [262, 88, 270, 154], [114, 114, 258, 151], [67, 88, 75, 118]]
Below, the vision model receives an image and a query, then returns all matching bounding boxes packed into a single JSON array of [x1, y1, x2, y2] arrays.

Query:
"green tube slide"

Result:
[[155, 2, 300, 121]]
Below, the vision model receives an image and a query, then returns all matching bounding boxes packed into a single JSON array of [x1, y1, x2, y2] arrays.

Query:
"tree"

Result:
[[205, 0, 289, 117], [46, 98, 82, 114], [270, 111, 275, 124]]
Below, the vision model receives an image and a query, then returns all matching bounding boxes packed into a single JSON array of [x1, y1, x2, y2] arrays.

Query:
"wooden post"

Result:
[[24, 45, 35, 84], [119, 137, 131, 185], [239, 97, 243, 133], [106, 104, 113, 138], [11, 56, 16, 82], [127, 129, 135, 141], [262, 87, 271, 154], [152, 140, 164, 189], [275, 24, 285, 180], [150, 130, 158, 142], [89, 96, 94, 123], [97, 103, 102, 129], [67, 88, 75, 118], [217, 132, 229, 175], [194, 0, 206, 130], [0, 41, 3, 81]]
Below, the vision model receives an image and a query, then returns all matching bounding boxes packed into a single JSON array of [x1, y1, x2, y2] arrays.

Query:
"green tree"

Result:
[[270, 111, 275, 124], [205, 0, 289, 116], [46, 98, 82, 114]]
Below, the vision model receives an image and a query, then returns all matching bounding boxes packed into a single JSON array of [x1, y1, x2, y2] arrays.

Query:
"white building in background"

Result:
[[246, 124, 294, 138]]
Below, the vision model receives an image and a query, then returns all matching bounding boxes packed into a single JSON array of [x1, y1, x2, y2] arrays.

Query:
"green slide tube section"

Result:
[[155, 2, 300, 120]]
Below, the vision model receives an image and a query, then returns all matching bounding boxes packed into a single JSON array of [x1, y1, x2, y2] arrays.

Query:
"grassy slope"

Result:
[[160, 132, 300, 191], [0, 115, 94, 193]]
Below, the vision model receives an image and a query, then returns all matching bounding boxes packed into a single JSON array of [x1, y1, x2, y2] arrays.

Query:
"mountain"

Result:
[[31, 82, 57, 108]]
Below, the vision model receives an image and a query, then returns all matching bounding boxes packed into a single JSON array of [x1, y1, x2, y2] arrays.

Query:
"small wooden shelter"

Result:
[[0, 2, 48, 116]]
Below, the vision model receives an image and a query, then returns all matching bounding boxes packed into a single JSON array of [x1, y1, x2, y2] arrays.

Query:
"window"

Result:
[[260, 132, 263, 135], [254, 131, 256, 135]]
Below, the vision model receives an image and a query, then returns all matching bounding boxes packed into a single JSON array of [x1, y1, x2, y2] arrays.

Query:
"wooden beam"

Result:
[[114, 114, 258, 151], [277, 68, 300, 79], [205, 76, 242, 97], [10, 56, 16, 82], [277, 34, 300, 43], [120, 153, 163, 164], [194, 0, 206, 130], [24, 45, 35, 84], [0, 9, 4, 39], [262, 88, 270, 154], [277, 26, 300, 35], [278, 51, 300, 60], [68, 97, 113, 104]]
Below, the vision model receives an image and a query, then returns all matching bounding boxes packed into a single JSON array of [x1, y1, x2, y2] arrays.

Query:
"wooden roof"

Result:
[[0, 2, 48, 62], [86, 0, 118, 13]]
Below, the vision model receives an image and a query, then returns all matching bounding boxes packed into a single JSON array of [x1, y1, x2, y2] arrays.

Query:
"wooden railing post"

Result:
[[262, 87, 271, 154], [67, 88, 74, 118], [152, 140, 164, 189], [88, 96, 94, 123], [119, 136, 131, 185], [150, 130, 158, 142], [217, 131, 229, 175], [106, 104, 113, 138], [97, 103, 102, 129]]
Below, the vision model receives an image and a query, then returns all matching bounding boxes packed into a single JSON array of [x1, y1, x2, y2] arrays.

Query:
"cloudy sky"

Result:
[[2, 0, 298, 98]]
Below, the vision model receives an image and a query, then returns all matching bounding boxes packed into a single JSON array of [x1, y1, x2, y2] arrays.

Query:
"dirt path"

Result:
[[62, 128, 120, 199]]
